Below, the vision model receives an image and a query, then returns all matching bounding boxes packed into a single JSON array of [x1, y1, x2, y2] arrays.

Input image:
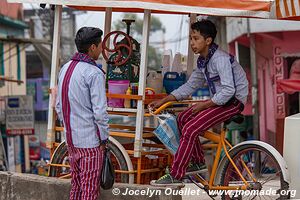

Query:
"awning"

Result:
[[0, 15, 28, 29], [7, 0, 300, 20], [277, 59, 300, 94], [277, 79, 300, 94]]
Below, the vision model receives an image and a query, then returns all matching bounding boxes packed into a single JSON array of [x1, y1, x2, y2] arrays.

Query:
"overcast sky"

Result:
[[23, 3, 190, 56], [76, 11, 190, 55]]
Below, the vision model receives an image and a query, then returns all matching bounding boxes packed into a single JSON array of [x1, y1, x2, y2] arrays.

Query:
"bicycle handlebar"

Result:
[[146, 100, 205, 116]]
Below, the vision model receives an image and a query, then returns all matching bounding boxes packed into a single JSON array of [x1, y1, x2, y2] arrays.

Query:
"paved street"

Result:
[[181, 180, 287, 200], [181, 184, 221, 200]]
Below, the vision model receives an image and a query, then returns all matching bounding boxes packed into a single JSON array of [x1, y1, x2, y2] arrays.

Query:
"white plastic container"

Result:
[[283, 113, 300, 198], [146, 71, 163, 93]]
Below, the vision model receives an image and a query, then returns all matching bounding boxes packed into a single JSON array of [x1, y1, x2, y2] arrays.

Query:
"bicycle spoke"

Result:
[[261, 156, 277, 176], [262, 182, 281, 187], [247, 151, 252, 163], [261, 155, 269, 174], [237, 157, 245, 170], [260, 171, 281, 186], [221, 145, 286, 200], [227, 168, 239, 183]]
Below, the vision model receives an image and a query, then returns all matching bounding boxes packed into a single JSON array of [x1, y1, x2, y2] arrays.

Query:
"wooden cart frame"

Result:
[[8, 0, 299, 185]]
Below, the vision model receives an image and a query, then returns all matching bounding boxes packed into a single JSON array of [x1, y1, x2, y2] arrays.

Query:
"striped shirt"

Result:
[[55, 60, 109, 148], [171, 49, 248, 105]]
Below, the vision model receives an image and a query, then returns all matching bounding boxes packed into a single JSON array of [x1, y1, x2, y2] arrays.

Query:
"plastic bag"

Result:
[[100, 147, 115, 190], [153, 113, 180, 155]]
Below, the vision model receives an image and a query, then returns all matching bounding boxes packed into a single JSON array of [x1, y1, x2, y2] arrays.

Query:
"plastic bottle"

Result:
[[171, 52, 183, 73], [147, 71, 163, 93], [124, 87, 132, 108]]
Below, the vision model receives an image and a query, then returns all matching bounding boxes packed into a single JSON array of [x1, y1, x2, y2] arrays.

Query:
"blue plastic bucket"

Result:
[[163, 72, 186, 94]]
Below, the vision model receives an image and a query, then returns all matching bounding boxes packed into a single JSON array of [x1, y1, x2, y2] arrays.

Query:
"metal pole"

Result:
[[46, 5, 62, 148], [134, 10, 151, 158], [187, 14, 196, 77], [250, 34, 260, 140], [102, 8, 112, 72]]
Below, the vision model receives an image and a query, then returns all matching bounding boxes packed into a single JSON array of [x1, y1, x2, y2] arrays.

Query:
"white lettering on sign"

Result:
[[5, 95, 35, 136], [273, 46, 285, 119]]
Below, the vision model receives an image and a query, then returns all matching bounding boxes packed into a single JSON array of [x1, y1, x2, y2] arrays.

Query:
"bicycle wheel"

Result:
[[49, 142, 129, 183], [220, 144, 289, 200]]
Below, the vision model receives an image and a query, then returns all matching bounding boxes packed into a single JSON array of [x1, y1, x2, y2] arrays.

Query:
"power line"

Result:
[[1, 43, 31, 64], [150, 36, 188, 45], [0, 44, 19, 58]]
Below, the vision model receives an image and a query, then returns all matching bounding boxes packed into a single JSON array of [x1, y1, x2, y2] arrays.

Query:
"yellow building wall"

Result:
[[0, 42, 28, 173], [0, 42, 26, 96]]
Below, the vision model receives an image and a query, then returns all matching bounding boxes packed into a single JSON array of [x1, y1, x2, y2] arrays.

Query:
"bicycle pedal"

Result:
[[191, 180, 205, 190], [188, 175, 205, 190], [182, 177, 192, 183], [185, 168, 208, 175]]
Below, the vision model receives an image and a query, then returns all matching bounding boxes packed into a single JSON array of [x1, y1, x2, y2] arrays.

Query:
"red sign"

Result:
[[273, 46, 286, 119], [6, 129, 35, 135]]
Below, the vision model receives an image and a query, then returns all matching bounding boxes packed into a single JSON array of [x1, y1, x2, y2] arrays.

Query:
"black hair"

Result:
[[75, 27, 103, 53], [191, 20, 217, 42]]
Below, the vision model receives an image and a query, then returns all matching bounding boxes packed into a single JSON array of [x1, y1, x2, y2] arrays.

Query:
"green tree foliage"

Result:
[[113, 13, 165, 70]]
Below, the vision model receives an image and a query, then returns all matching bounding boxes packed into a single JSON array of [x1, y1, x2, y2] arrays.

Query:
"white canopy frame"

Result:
[[47, 5, 62, 147], [7, 0, 300, 187], [45, 5, 196, 159]]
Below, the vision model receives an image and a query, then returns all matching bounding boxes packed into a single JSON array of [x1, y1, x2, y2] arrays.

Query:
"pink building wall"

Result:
[[255, 32, 300, 148], [255, 36, 276, 144], [230, 31, 300, 150]]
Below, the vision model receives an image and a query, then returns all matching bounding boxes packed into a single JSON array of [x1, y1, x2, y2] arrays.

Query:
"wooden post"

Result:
[[137, 157, 142, 184], [46, 5, 62, 148], [134, 10, 151, 158], [102, 8, 112, 72]]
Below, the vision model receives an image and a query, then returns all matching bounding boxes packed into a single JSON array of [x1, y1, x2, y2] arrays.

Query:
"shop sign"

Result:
[[273, 46, 286, 119], [5, 95, 34, 135]]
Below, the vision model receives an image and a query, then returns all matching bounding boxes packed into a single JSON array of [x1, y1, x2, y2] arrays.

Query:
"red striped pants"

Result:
[[68, 146, 103, 200], [170, 100, 243, 179]]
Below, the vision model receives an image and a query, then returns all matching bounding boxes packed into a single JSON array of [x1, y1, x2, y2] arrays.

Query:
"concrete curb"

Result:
[[0, 172, 182, 200]]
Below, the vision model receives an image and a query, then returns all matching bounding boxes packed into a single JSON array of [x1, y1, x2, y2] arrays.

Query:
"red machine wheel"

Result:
[[102, 31, 133, 66]]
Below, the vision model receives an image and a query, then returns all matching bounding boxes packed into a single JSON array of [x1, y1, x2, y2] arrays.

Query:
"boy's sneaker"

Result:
[[185, 163, 207, 175], [150, 174, 184, 187]]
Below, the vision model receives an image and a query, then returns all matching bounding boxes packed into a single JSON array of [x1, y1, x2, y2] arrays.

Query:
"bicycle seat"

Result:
[[224, 114, 244, 125]]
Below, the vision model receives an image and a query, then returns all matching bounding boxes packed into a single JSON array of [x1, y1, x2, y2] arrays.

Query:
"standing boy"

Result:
[[56, 27, 109, 199], [149, 20, 248, 186]]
